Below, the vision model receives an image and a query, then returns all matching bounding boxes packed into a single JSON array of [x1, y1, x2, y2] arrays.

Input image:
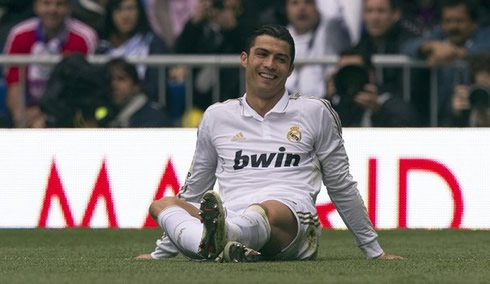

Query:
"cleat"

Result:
[[223, 241, 261, 263], [197, 191, 227, 260]]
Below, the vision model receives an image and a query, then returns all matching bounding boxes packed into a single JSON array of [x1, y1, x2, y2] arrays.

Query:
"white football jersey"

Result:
[[179, 91, 382, 258]]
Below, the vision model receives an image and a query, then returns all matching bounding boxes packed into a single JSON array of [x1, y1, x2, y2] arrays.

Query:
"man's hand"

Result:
[[134, 254, 154, 260], [376, 252, 405, 260], [354, 84, 381, 112], [452, 85, 470, 115], [421, 41, 466, 66]]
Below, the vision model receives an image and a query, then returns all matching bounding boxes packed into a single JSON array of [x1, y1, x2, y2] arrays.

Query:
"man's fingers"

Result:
[[134, 254, 154, 260], [378, 253, 405, 260]]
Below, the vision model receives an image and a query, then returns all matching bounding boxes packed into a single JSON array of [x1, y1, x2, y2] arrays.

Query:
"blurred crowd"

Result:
[[0, 0, 489, 128]]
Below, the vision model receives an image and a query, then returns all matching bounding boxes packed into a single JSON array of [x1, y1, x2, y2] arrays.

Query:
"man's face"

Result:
[[286, 0, 320, 34], [441, 4, 476, 46], [363, 0, 400, 38], [111, 68, 140, 106], [35, 0, 71, 33], [241, 35, 294, 100], [112, 0, 139, 35]]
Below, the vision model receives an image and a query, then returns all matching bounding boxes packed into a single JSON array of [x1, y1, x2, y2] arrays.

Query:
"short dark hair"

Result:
[[106, 58, 140, 86], [244, 24, 296, 66], [470, 53, 490, 83], [440, 0, 478, 21]]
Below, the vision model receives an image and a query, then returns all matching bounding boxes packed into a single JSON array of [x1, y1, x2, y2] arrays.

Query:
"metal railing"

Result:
[[0, 54, 463, 127]]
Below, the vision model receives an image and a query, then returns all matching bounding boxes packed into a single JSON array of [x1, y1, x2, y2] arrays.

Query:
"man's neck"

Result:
[[44, 26, 64, 41], [245, 89, 285, 117], [371, 36, 386, 51]]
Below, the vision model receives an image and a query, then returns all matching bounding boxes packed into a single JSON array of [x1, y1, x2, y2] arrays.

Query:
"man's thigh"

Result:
[[262, 199, 322, 261]]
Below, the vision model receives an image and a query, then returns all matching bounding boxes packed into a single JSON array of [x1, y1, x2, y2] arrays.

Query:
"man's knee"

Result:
[[149, 197, 180, 219], [258, 201, 297, 230], [256, 201, 298, 256]]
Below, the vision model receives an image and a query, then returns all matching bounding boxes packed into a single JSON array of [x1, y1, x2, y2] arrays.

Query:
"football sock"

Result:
[[227, 205, 271, 250], [157, 206, 203, 259], [150, 235, 179, 259]]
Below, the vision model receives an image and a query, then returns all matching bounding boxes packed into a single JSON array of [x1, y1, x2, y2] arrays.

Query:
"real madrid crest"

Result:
[[287, 125, 302, 142]]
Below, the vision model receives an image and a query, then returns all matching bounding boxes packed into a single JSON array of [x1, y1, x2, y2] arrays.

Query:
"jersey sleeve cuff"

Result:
[[359, 239, 384, 259]]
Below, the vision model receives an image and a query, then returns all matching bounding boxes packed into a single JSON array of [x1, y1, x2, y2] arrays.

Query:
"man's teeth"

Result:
[[259, 73, 276, 79]]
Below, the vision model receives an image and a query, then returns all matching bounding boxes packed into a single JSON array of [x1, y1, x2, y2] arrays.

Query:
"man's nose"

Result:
[[263, 56, 275, 69]]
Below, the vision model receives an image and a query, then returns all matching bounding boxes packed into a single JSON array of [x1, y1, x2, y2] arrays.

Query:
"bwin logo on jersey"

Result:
[[233, 147, 300, 170]]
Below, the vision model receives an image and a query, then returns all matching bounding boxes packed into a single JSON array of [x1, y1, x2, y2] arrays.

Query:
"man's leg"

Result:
[[257, 200, 298, 257], [221, 200, 298, 262], [149, 196, 204, 259], [149, 192, 228, 260]]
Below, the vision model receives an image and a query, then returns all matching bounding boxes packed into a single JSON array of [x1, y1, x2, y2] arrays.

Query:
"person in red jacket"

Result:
[[4, 0, 97, 128]]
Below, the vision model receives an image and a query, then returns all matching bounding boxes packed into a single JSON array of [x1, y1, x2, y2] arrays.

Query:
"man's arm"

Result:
[[177, 109, 218, 203], [401, 28, 446, 58], [314, 100, 403, 259], [6, 83, 24, 127]]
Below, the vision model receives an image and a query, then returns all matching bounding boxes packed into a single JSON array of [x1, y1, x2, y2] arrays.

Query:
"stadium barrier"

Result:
[[0, 128, 488, 229], [0, 55, 469, 126]]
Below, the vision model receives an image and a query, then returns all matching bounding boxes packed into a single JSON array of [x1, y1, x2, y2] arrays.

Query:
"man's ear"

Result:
[[287, 64, 295, 77], [240, 51, 248, 68], [392, 8, 401, 22]]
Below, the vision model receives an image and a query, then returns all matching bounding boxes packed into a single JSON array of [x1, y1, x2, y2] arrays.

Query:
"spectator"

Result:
[[96, 0, 169, 103], [4, 0, 97, 128], [446, 53, 490, 126], [145, 0, 197, 50], [285, 0, 351, 98], [71, 0, 109, 37], [327, 49, 419, 127], [355, 0, 419, 94], [106, 58, 169, 127], [174, 0, 249, 112], [244, 0, 288, 27], [402, 0, 490, 124]]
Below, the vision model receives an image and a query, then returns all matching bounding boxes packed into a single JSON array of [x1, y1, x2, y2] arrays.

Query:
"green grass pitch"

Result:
[[1, 229, 489, 283]]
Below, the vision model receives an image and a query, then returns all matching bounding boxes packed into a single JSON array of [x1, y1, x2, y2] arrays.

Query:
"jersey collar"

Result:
[[241, 91, 289, 120]]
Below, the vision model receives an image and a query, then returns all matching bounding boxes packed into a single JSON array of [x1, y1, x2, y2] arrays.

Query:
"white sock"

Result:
[[227, 205, 271, 250], [150, 235, 179, 259], [157, 206, 203, 259]]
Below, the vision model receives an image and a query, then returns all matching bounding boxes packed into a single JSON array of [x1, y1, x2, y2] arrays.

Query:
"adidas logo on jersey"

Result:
[[232, 132, 246, 141], [233, 147, 300, 170]]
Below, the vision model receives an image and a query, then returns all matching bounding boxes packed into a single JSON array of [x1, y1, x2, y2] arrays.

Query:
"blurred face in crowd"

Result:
[[441, 4, 477, 46], [241, 35, 294, 101], [112, 0, 139, 35], [363, 0, 400, 38], [35, 0, 71, 36], [286, 0, 320, 34], [110, 67, 140, 106]]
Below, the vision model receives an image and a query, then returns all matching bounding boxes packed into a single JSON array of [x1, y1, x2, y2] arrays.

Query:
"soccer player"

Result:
[[137, 24, 403, 262]]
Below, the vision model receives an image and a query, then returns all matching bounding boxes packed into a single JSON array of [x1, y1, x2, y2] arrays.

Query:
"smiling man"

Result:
[[137, 24, 403, 262]]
